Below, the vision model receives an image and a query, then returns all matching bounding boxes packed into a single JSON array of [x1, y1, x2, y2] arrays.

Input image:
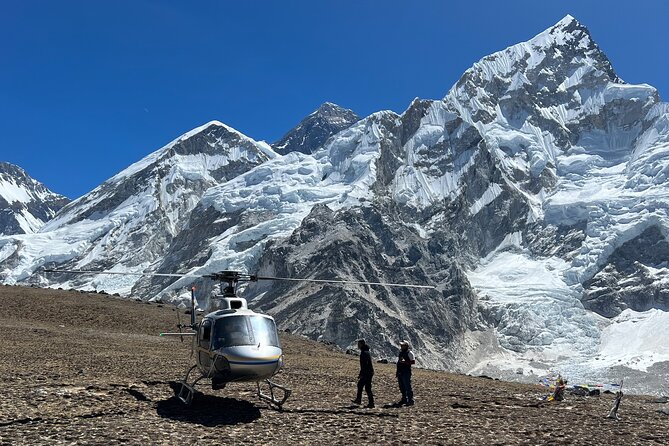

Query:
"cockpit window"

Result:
[[213, 315, 280, 348], [213, 316, 252, 347], [249, 316, 280, 348]]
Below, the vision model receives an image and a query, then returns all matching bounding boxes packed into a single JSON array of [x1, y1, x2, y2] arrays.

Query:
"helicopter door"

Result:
[[198, 319, 213, 369]]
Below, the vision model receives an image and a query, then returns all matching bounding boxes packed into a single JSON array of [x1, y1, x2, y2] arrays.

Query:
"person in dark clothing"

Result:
[[395, 340, 415, 406], [352, 339, 374, 408]]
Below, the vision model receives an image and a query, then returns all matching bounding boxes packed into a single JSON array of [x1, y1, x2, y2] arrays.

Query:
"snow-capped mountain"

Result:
[[272, 102, 360, 155], [0, 121, 273, 290], [459, 13, 669, 387], [1, 15, 668, 393], [447, 15, 669, 390], [0, 162, 69, 235]]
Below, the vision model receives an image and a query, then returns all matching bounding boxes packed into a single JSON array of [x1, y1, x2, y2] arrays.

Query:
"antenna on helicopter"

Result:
[[189, 286, 196, 327]]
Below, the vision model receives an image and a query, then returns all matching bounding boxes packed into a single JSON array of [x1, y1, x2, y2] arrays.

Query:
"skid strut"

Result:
[[257, 379, 292, 409]]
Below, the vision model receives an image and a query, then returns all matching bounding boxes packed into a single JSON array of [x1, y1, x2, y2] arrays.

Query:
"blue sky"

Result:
[[2, 0, 668, 199]]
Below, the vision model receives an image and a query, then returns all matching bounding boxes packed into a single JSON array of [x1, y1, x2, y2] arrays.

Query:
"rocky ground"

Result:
[[0, 286, 667, 445]]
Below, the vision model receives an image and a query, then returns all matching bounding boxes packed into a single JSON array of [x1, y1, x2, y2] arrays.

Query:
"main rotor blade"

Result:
[[43, 269, 436, 289], [43, 269, 202, 278], [256, 275, 436, 290]]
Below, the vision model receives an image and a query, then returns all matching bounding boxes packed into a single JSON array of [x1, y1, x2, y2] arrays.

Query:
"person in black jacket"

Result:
[[352, 339, 374, 408], [395, 340, 415, 406]]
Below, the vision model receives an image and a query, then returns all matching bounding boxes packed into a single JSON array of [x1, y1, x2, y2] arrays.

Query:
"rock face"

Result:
[[272, 102, 360, 155], [0, 162, 69, 235], [250, 203, 478, 369], [582, 225, 669, 317], [1, 15, 669, 385]]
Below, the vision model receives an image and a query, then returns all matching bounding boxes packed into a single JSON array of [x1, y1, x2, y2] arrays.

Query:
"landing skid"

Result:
[[176, 366, 291, 409], [177, 364, 203, 405], [257, 379, 292, 409]]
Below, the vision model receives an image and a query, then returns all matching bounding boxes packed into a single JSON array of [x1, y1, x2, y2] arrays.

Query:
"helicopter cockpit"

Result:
[[211, 314, 280, 349]]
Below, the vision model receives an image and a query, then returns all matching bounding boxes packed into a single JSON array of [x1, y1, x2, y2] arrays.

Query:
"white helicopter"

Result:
[[45, 268, 434, 409]]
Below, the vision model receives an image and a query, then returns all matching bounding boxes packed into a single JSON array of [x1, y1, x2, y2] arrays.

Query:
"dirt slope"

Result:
[[0, 286, 667, 445]]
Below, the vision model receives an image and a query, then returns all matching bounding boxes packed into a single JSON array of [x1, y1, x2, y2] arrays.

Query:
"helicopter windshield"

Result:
[[212, 315, 280, 348]]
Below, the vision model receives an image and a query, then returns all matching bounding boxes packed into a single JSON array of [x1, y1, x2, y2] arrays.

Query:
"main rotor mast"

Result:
[[202, 270, 258, 297]]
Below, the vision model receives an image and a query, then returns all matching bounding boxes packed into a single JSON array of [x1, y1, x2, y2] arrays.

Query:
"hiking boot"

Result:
[[351, 399, 361, 405], [406, 400, 415, 406], [394, 399, 407, 406], [366, 403, 375, 408]]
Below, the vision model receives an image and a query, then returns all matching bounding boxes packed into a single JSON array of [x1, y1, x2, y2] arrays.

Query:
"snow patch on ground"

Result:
[[597, 309, 669, 372]]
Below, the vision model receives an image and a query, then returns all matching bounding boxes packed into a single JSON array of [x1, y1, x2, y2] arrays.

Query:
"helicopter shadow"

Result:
[[156, 382, 261, 426]]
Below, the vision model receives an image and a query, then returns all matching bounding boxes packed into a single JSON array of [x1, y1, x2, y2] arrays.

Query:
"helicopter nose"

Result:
[[212, 355, 230, 374]]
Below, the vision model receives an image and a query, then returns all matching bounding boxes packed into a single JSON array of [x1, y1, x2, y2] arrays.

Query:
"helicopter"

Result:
[[44, 268, 434, 409]]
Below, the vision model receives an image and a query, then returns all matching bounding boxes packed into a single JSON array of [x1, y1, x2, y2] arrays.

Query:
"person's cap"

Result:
[[357, 338, 366, 344], [400, 340, 409, 347]]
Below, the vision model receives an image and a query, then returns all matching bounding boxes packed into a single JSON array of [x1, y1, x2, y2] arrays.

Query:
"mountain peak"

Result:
[[0, 161, 69, 234], [554, 14, 577, 28], [447, 14, 622, 120], [0, 161, 28, 178], [530, 14, 593, 50], [311, 102, 357, 118], [165, 120, 244, 149], [318, 101, 339, 110], [272, 103, 360, 155]]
